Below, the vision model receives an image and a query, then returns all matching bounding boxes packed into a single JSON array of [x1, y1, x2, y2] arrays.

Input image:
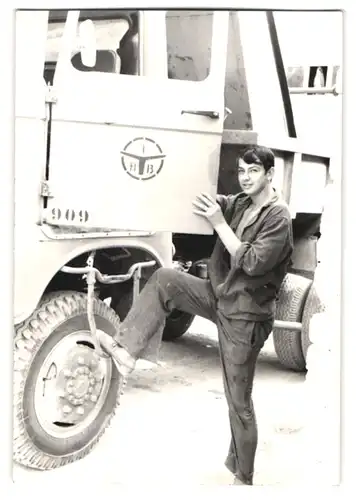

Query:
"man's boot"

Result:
[[97, 331, 136, 379]]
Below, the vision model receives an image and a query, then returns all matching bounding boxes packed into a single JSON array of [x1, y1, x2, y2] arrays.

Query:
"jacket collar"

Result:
[[232, 189, 283, 235]]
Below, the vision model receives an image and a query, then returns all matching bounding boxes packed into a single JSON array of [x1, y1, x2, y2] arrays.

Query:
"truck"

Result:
[[14, 9, 342, 471]]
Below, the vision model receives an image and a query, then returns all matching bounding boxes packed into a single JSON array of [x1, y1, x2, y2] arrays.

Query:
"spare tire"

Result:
[[273, 273, 312, 372]]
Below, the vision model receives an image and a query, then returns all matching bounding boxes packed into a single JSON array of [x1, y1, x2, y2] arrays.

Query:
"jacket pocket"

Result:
[[247, 284, 276, 306]]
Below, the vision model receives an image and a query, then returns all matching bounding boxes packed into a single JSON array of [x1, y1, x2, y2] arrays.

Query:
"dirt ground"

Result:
[[13, 316, 308, 486]]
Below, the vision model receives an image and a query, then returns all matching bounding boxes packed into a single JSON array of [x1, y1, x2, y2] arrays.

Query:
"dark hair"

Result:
[[239, 145, 275, 172]]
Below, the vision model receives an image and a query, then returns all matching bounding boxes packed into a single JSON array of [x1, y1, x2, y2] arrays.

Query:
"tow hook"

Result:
[[61, 255, 156, 356]]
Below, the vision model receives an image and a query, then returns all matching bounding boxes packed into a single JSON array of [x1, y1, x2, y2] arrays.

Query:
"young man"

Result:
[[98, 145, 294, 485]]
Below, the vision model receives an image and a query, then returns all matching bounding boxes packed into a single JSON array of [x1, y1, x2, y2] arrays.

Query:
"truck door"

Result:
[[44, 10, 229, 235]]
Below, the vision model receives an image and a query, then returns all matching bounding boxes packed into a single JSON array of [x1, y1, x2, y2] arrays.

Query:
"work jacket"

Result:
[[208, 191, 294, 321]]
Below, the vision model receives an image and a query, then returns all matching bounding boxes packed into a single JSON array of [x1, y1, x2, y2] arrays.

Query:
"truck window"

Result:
[[44, 10, 140, 84], [286, 65, 340, 90], [166, 10, 213, 81], [274, 11, 342, 92]]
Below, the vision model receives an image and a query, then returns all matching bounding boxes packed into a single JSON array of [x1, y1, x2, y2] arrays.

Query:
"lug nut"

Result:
[[77, 356, 85, 365], [84, 395, 89, 401], [88, 387, 93, 394], [63, 405, 72, 414], [63, 369, 72, 378], [76, 407, 85, 415], [90, 395, 98, 403]]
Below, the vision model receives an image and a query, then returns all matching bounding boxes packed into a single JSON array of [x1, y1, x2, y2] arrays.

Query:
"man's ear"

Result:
[[267, 166, 275, 182]]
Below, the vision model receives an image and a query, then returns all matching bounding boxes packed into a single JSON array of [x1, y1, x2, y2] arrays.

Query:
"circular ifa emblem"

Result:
[[121, 137, 166, 180]]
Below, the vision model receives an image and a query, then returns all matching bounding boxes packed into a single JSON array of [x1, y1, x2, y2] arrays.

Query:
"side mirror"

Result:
[[78, 19, 97, 68]]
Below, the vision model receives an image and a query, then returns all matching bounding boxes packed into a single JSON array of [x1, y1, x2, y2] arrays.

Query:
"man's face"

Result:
[[237, 159, 272, 196]]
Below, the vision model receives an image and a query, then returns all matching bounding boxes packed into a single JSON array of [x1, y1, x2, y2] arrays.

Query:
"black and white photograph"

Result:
[[9, 2, 347, 490]]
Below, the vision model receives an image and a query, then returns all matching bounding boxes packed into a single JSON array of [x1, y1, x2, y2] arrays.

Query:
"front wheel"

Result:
[[13, 291, 123, 471]]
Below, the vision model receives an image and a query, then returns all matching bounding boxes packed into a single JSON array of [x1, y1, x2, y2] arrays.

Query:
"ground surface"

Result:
[[13, 317, 308, 486]]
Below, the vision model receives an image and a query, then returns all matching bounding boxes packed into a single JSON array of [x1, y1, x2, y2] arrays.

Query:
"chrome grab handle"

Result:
[[181, 110, 220, 119]]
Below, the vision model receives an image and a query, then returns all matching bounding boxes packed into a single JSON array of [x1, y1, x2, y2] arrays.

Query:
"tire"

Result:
[[13, 291, 123, 471], [301, 284, 325, 361], [162, 309, 195, 341], [273, 273, 312, 372]]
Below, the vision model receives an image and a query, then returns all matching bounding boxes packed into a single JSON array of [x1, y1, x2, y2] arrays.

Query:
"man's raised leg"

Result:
[[98, 268, 217, 375]]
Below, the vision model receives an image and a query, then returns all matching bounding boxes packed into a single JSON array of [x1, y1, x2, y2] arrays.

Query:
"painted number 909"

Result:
[[50, 208, 89, 224]]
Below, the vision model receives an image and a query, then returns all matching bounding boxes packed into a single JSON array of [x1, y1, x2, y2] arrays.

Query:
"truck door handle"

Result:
[[181, 110, 220, 119]]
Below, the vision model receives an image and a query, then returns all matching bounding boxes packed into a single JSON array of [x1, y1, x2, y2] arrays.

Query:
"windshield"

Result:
[[44, 10, 140, 83]]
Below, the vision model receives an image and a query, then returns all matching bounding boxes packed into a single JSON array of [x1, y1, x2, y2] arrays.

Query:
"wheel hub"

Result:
[[65, 368, 95, 399], [34, 331, 113, 437], [57, 346, 106, 423]]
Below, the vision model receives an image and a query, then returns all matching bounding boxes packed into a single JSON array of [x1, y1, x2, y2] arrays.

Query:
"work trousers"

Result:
[[115, 268, 273, 484]]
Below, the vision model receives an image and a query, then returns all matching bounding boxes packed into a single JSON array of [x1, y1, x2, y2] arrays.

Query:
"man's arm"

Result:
[[229, 214, 291, 276], [193, 193, 291, 277], [193, 192, 243, 251], [213, 222, 243, 255]]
